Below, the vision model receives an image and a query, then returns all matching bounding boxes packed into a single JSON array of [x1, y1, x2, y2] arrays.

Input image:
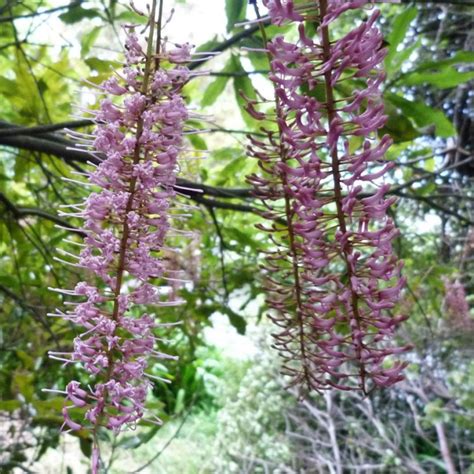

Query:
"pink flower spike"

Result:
[[50, 3, 194, 470], [246, 0, 409, 393]]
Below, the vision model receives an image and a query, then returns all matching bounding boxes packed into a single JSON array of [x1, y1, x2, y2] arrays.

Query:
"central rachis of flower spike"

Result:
[[46, 1, 198, 471], [247, 0, 410, 393]]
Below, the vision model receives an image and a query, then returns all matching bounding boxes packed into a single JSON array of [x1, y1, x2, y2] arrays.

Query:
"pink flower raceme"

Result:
[[47, 6, 197, 471], [247, 0, 410, 393], [443, 277, 472, 330]]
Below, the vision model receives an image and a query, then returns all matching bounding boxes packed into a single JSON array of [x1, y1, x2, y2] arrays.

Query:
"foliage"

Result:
[[213, 336, 292, 473]]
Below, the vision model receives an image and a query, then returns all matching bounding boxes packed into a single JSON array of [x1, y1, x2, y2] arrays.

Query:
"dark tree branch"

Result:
[[209, 70, 269, 77], [189, 22, 268, 70], [0, 119, 93, 137], [206, 205, 230, 301], [1, 120, 472, 224], [189, 194, 258, 213], [0, 121, 254, 199], [0, 192, 84, 235], [395, 191, 474, 226], [0, 133, 90, 166], [207, 128, 266, 138], [0, 119, 266, 140], [389, 155, 474, 194]]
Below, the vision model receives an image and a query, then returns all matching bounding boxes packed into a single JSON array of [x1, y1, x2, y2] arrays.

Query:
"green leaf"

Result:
[[174, 388, 186, 414], [85, 57, 122, 73], [79, 437, 92, 458], [247, 50, 269, 71], [81, 26, 102, 57], [117, 435, 141, 449], [0, 400, 22, 411], [411, 50, 474, 74], [231, 55, 257, 127], [392, 50, 474, 89], [417, 456, 449, 470], [14, 154, 29, 180], [385, 7, 417, 71], [116, 427, 164, 450], [386, 38, 421, 78], [16, 350, 34, 369], [304, 81, 326, 103], [188, 133, 208, 150], [424, 399, 449, 424], [0, 275, 17, 288], [12, 371, 34, 401], [59, 5, 101, 24], [196, 36, 220, 53], [201, 56, 242, 107], [386, 92, 455, 138], [219, 156, 246, 181], [0, 77, 18, 97], [225, 0, 246, 32], [223, 307, 247, 335], [401, 68, 474, 89], [32, 398, 65, 414], [227, 227, 259, 251], [115, 10, 148, 25], [380, 100, 420, 143], [37, 78, 48, 95], [202, 76, 231, 107]]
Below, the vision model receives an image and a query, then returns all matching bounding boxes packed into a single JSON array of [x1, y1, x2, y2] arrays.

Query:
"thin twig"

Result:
[[132, 410, 193, 473], [206, 205, 229, 301]]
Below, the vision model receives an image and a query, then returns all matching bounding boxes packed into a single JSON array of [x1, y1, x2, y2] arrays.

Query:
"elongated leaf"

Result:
[[79, 437, 92, 458], [385, 7, 417, 72], [59, 5, 101, 24], [12, 371, 34, 401], [386, 92, 455, 138], [223, 306, 247, 335], [386, 38, 421, 78], [411, 50, 474, 74], [81, 26, 102, 57], [225, 0, 246, 32], [231, 55, 258, 127], [379, 98, 420, 143], [202, 76, 230, 107], [85, 57, 122, 73], [115, 10, 148, 24], [401, 68, 474, 89], [202, 56, 243, 107], [196, 36, 220, 53]]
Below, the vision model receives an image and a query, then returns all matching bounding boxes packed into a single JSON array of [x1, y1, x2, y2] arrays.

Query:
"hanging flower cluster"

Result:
[[443, 277, 472, 330], [47, 3, 196, 464], [246, 0, 410, 393]]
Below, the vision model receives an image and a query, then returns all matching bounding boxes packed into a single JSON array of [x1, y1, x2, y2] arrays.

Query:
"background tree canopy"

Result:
[[0, 1, 473, 473]]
